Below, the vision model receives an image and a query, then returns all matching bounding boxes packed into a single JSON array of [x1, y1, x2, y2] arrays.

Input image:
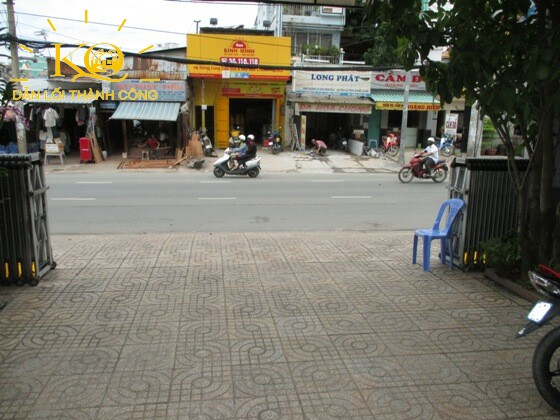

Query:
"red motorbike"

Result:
[[382, 133, 400, 157], [398, 153, 449, 183]]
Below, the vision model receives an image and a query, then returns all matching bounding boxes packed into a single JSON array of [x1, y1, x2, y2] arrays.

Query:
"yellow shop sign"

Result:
[[187, 34, 291, 81]]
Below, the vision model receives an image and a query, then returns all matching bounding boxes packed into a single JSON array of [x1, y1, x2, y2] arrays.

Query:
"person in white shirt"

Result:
[[421, 137, 439, 175]]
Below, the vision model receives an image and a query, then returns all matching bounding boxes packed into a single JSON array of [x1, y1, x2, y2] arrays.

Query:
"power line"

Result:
[[15, 11, 188, 36], [6, 34, 401, 72]]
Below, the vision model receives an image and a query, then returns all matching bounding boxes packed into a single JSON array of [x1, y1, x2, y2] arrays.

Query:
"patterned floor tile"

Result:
[[0, 231, 552, 418]]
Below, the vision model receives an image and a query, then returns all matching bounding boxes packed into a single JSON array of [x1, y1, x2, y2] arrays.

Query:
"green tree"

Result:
[[364, 0, 560, 275], [361, 22, 404, 66]]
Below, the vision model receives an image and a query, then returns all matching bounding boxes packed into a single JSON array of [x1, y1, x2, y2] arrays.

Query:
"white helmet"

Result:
[[427, 137, 435, 144], [239, 134, 246, 142], [247, 134, 255, 140]]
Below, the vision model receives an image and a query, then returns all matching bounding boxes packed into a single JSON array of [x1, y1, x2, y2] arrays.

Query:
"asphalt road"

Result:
[[45, 171, 448, 234]]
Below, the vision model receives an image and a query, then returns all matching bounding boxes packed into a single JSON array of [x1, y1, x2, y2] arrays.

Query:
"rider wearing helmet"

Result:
[[421, 137, 439, 176], [235, 135, 257, 169], [230, 134, 249, 170]]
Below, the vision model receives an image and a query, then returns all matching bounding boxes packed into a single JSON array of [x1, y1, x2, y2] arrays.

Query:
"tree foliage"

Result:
[[364, 0, 560, 274]]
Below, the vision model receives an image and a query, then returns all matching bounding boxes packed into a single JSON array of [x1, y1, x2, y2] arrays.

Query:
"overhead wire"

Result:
[[3, 33, 403, 71]]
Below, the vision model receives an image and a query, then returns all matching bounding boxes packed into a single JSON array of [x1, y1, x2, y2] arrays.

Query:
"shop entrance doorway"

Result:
[[229, 99, 273, 144], [303, 112, 352, 148]]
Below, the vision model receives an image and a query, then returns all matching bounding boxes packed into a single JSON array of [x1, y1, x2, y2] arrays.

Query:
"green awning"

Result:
[[369, 90, 441, 111], [110, 102, 180, 121]]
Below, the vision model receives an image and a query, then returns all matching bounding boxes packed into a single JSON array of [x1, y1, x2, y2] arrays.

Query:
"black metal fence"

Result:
[[0, 154, 55, 286], [449, 157, 530, 270]]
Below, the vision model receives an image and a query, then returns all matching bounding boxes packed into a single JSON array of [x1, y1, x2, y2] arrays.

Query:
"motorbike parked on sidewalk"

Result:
[[517, 265, 560, 411], [398, 152, 448, 183], [200, 130, 215, 157], [267, 128, 283, 154], [436, 135, 455, 157], [382, 133, 400, 157], [229, 127, 243, 149], [213, 148, 261, 178]]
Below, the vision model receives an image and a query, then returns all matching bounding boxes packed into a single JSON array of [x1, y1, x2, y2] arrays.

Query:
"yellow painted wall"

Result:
[[192, 79, 286, 148]]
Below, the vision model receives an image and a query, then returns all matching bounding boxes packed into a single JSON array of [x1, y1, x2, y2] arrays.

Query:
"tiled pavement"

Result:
[[0, 231, 556, 419]]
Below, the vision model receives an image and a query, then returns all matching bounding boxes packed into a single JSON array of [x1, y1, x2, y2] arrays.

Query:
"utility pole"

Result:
[[398, 71, 411, 165], [6, 0, 21, 80], [194, 20, 201, 34], [6, 0, 27, 154]]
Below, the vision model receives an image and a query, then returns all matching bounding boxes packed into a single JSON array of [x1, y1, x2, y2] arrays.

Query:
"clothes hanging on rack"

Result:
[[43, 107, 59, 128]]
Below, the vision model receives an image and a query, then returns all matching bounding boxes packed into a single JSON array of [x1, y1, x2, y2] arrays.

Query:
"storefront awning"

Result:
[[109, 102, 181, 121], [369, 90, 441, 111], [288, 94, 374, 114]]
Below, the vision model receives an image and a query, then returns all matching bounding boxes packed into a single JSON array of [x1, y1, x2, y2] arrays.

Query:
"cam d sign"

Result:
[[292, 70, 371, 96], [371, 71, 427, 91]]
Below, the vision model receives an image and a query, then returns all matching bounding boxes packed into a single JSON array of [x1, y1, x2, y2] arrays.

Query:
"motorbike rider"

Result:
[[234, 136, 257, 170], [420, 137, 439, 175], [230, 134, 247, 169]]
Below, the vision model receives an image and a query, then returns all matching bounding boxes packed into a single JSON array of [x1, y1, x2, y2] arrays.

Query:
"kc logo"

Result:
[[51, 42, 128, 82]]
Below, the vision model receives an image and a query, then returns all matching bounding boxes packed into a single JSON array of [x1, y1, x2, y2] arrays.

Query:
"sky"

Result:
[[2, 0, 260, 62]]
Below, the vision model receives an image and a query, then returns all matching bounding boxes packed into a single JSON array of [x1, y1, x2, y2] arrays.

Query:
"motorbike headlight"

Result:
[[529, 271, 560, 298]]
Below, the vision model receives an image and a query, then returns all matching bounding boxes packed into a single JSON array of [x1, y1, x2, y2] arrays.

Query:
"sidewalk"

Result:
[[43, 148, 422, 175], [0, 230, 552, 418]]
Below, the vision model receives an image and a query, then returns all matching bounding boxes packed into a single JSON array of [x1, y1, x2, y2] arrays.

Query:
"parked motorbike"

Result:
[[333, 135, 349, 152], [229, 127, 242, 149], [382, 133, 400, 157], [268, 128, 282, 155], [436, 135, 455, 157], [398, 153, 448, 183], [199, 130, 215, 157], [213, 148, 261, 178], [517, 265, 560, 411]]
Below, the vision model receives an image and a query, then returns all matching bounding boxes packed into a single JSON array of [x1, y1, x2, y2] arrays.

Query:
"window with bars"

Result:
[[289, 32, 333, 55]]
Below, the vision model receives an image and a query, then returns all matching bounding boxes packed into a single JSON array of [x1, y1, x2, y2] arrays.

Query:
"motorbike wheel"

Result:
[[441, 145, 454, 157], [533, 327, 560, 411], [432, 168, 448, 183], [213, 167, 225, 178], [398, 167, 413, 183], [387, 146, 399, 157], [272, 147, 279, 155], [247, 168, 259, 178]]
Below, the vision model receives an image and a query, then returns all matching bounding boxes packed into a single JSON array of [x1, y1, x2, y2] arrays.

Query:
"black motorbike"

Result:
[[517, 265, 560, 411], [332, 135, 348, 152], [268, 129, 282, 155]]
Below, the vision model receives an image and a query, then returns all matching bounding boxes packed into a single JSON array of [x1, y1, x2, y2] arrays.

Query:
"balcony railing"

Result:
[[283, 5, 318, 17]]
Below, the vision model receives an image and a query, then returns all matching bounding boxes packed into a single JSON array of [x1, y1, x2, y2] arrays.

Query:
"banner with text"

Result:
[[187, 34, 291, 81], [371, 71, 427, 91], [293, 70, 371, 96]]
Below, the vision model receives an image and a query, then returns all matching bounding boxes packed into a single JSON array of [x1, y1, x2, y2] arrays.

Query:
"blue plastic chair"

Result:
[[412, 198, 465, 271]]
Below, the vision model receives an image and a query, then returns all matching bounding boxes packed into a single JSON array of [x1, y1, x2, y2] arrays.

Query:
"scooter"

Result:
[[200, 130, 215, 157], [398, 153, 449, 183], [517, 265, 560, 411], [213, 148, 261, 178]]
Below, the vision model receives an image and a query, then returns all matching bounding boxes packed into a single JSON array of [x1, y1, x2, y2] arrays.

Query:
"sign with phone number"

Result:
[[220, 57, 260, 65]]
